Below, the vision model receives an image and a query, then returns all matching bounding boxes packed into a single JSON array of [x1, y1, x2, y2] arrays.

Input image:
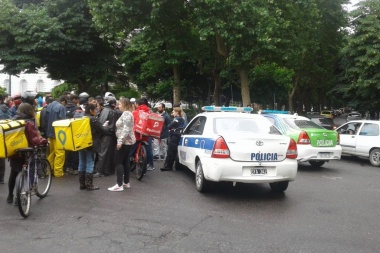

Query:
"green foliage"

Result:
[[0, 87, 8, 96], [337, 0, 380, 111], [250, 63, 294, 108], [0, 0, 124, 93], [50, 83, 74, 99]]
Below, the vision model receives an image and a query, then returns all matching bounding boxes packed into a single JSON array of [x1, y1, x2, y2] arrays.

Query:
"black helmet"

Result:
[[21, 91, 37, 106]]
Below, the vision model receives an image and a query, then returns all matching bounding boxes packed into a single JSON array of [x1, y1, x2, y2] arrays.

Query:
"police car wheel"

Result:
[[308, 160, 325, 168], [195, 160, 209, 193], [269, 181, 289, 193]]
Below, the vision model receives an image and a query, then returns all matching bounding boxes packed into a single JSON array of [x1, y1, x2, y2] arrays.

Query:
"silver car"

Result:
[[347, 112, 362, 121]]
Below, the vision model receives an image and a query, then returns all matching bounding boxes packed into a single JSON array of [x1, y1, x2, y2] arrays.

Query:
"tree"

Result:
[[192, 0, 288, 107], [89, 0, 203, 104], [0, 0, 124, 93], [274, 0, 347, 112], [338, 0, 380, 111]]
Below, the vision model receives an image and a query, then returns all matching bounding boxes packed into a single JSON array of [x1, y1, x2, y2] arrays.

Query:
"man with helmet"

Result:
[[44, 95, 67, 177], [93, 94, 117, 177], [21, 91, 38, 107]]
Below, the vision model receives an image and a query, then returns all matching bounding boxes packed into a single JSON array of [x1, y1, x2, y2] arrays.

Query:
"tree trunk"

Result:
[[212, 69, 222, 106], [238, 68, 251, 107], [77, 80, 86, 94], [172, 64, 181, 105], [215, 34, 228, 57], [288, 75, 298, 113]]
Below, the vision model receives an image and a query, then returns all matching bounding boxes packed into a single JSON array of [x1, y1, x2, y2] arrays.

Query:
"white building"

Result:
[[0, 64, 63, 97]]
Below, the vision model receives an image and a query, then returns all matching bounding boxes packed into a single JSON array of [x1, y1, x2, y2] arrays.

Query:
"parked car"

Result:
[[176, 106, 298, 193], [336, 120, 380, 166], [320, 110, 334, 119], [347, 112, 362, 121], [263, 113, 342, 168]]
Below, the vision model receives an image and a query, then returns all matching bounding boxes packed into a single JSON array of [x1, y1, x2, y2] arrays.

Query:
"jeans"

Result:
[[146, 137, 153, 166], [78, 148, 95, 174]]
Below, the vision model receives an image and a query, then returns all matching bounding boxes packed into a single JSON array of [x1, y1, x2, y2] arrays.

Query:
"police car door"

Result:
[[178, 116, 206, 172]]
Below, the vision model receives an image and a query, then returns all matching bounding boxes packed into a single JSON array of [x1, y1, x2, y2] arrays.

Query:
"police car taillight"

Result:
[[211, 137, 230, 158], [297, 131, 310, 144], [286, 139, 298, 159]]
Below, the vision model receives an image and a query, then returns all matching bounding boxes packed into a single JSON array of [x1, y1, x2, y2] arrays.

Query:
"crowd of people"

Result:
[[0, 91, 187, 201]]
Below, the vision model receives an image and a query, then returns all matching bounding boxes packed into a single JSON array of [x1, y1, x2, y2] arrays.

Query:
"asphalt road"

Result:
[[1, 150, 380, 253]]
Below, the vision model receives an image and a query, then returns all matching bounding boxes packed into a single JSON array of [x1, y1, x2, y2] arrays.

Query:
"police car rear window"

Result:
[[215, 118, 281, 135], [284, 119, 324, 129]]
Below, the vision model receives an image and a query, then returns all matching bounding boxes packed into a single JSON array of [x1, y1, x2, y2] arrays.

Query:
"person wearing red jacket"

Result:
[[7, 103, 48, 204], [129, 99, 153, 169]]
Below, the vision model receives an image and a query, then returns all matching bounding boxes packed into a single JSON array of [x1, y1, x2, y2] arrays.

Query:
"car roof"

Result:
[[197, 112, 263, 119], [342, 120, 377, 123]]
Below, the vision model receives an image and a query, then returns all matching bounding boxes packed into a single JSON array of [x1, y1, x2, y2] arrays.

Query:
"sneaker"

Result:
[[107, 184, 124, 192], [153, 155, 159, 160], [123, 183, 130, 189], [147, 165, 155, 171]]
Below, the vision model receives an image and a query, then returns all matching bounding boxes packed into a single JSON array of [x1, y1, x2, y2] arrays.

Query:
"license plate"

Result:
[[318, 152, 330, 158], [251, 167, 267, 175]]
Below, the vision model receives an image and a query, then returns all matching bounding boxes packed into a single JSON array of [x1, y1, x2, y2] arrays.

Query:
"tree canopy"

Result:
[[337, 0, 380, 111]]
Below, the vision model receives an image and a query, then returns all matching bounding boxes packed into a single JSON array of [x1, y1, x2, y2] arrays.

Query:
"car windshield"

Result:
[[283, 118, 324, 129], [215, 118, 281, 135], [319, 118, 333, 124]]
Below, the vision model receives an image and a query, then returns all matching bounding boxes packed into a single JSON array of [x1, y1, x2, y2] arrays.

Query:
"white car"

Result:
[[336, 120, 380, 166], [176, 106, 298, 193]]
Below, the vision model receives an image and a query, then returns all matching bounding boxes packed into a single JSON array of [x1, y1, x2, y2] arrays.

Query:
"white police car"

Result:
[[176, 106, 298, 193]]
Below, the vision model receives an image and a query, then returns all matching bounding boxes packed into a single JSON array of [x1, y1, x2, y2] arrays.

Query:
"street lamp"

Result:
[[8, 74, 11, 95]]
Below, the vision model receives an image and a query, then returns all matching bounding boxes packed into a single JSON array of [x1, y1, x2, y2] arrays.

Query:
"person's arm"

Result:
[[90, 118, 111, 136], [25, 121, 47, 146]]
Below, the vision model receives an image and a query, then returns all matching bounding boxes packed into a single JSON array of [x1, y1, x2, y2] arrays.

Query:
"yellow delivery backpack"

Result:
[[52, 117, 92, 151], [0, 120, 29, 158]]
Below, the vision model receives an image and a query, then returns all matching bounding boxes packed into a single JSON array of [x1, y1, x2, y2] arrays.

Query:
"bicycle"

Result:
[[16, 145, 52, 218], [130, 140, 148, 181]]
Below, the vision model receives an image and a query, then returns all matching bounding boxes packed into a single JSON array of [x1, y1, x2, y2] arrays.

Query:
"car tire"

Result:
[[309, 160, 325, 168], [269, 181, 289, 192], [195, 160, 209, 193], [369, 149, 380, 166]]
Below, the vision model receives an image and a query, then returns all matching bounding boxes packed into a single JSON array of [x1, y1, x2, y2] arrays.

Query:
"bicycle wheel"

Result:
[[36, 159, 52, 198], [16, 171, 31, 218], [136, 145, 147, 181]]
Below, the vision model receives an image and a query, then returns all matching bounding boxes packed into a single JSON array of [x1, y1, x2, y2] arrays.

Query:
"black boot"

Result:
[[79, 172, 86, 190], [85, 173, 99, 191], [0, 175, 4, 184], [7, 194, 13, 204], [160, 162, 173, 171]]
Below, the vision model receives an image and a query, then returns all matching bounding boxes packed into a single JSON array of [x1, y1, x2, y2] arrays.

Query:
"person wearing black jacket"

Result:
[[160, 107, 185, 171], [78, 103, 112, 190], [93, 98, 117, 177]]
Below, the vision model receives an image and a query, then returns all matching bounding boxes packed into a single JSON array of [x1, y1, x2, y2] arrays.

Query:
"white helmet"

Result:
[[104, 92, 116, 101], [79, 92, 90, 98]]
